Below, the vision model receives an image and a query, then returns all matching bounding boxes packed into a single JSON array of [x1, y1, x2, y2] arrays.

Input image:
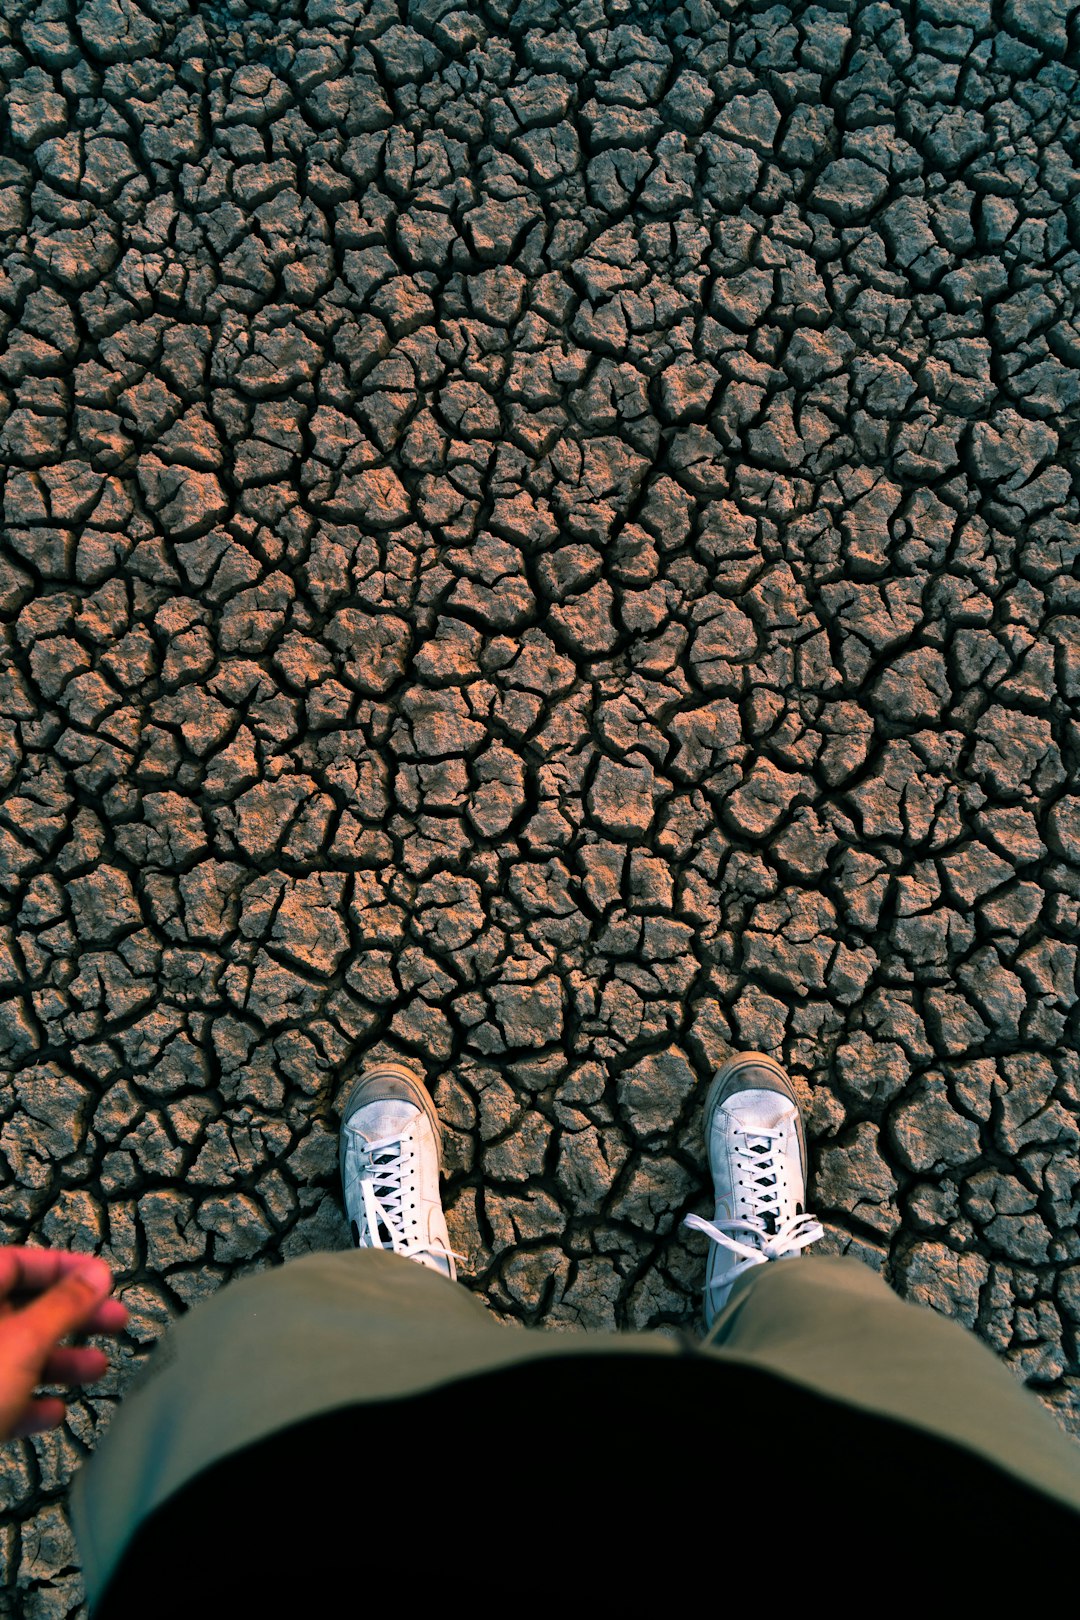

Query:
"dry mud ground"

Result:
[[1, 0, 1080, 1608]]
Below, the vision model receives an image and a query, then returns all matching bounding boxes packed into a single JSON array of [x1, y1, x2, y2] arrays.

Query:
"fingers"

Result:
[[40, 1345, 110, 1386], [8, 1396, 67, 1439], [0, 1248, 70, 1302], [80, 1297, 129, 1336], [1, 1347, 111, 1442], [0, 1251, 125, 1443], [0, 1249, 122, 1309], [0, 1297, 128, 1337], [6, 1259, 113, 1376], [0, 1251, 126, 1334]]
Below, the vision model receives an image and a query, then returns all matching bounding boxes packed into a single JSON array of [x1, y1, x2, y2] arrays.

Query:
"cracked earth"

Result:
[[2, 0, 1080, 1608]]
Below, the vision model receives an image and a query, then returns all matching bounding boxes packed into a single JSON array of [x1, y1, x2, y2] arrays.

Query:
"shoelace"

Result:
[[684, 1124, 824, 1301], [349, 1125, 464, 1270]]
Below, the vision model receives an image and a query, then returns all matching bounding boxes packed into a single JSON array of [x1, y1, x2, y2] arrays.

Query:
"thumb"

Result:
[[11, 1260, 114, 1367]]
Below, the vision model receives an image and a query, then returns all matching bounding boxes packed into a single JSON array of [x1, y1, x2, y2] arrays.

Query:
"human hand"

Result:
[[0, 1248, 129, 1441]]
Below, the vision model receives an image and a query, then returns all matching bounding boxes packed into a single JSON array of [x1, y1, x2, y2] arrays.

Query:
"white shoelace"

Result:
[[684, 1124, 824, 1298], [350, 1126, 463, 1270]]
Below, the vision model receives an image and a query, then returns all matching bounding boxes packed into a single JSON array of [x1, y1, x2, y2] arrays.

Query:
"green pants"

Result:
[[71, 1251, 1080, 1609]]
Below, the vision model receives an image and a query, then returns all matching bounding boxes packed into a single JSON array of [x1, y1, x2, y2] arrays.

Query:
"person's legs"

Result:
[[72, 1064, 678, 1608], [704, 1253, 1080, 1511], [73, 1064, 499, 1604], [71, 1248, 537, 1608], [687, 1051, 1080, 1514], [75, 1048, 1080, 1605]]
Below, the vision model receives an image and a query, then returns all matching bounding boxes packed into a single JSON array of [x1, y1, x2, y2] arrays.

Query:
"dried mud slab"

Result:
[[1, 0, 1079, 1606]]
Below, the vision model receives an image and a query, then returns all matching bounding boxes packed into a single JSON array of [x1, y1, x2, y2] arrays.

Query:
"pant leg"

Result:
[[703, 1254, 1080, 1512], [74, 1246, 1080, 1607], [70, 1248, 680, 1609]]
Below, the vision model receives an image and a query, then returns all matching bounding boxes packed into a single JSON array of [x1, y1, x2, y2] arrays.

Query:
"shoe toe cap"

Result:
[[340, 1064, 428, 1121], [721, 1087, 798, 1133]]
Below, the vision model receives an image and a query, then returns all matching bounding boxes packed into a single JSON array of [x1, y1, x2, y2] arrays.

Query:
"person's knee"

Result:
[[734, 1252, 891, 1304], [783, 1253, 894, 1297], [716, 1251, 894, 1337]]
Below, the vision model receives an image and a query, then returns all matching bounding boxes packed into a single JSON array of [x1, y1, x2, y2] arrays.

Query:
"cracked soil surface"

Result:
[[2, 0, 1080, 1608]]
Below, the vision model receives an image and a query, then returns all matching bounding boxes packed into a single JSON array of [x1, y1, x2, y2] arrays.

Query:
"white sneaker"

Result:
[[339, 1062, 461, 1280], [685, 1051, 823, 1330]]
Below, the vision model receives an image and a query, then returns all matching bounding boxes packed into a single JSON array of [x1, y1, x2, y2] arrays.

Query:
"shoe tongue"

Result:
[[729, 1089, 790, 1134], [355, 1098, 419, 1143], [730, 1092, 789, 1238]]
